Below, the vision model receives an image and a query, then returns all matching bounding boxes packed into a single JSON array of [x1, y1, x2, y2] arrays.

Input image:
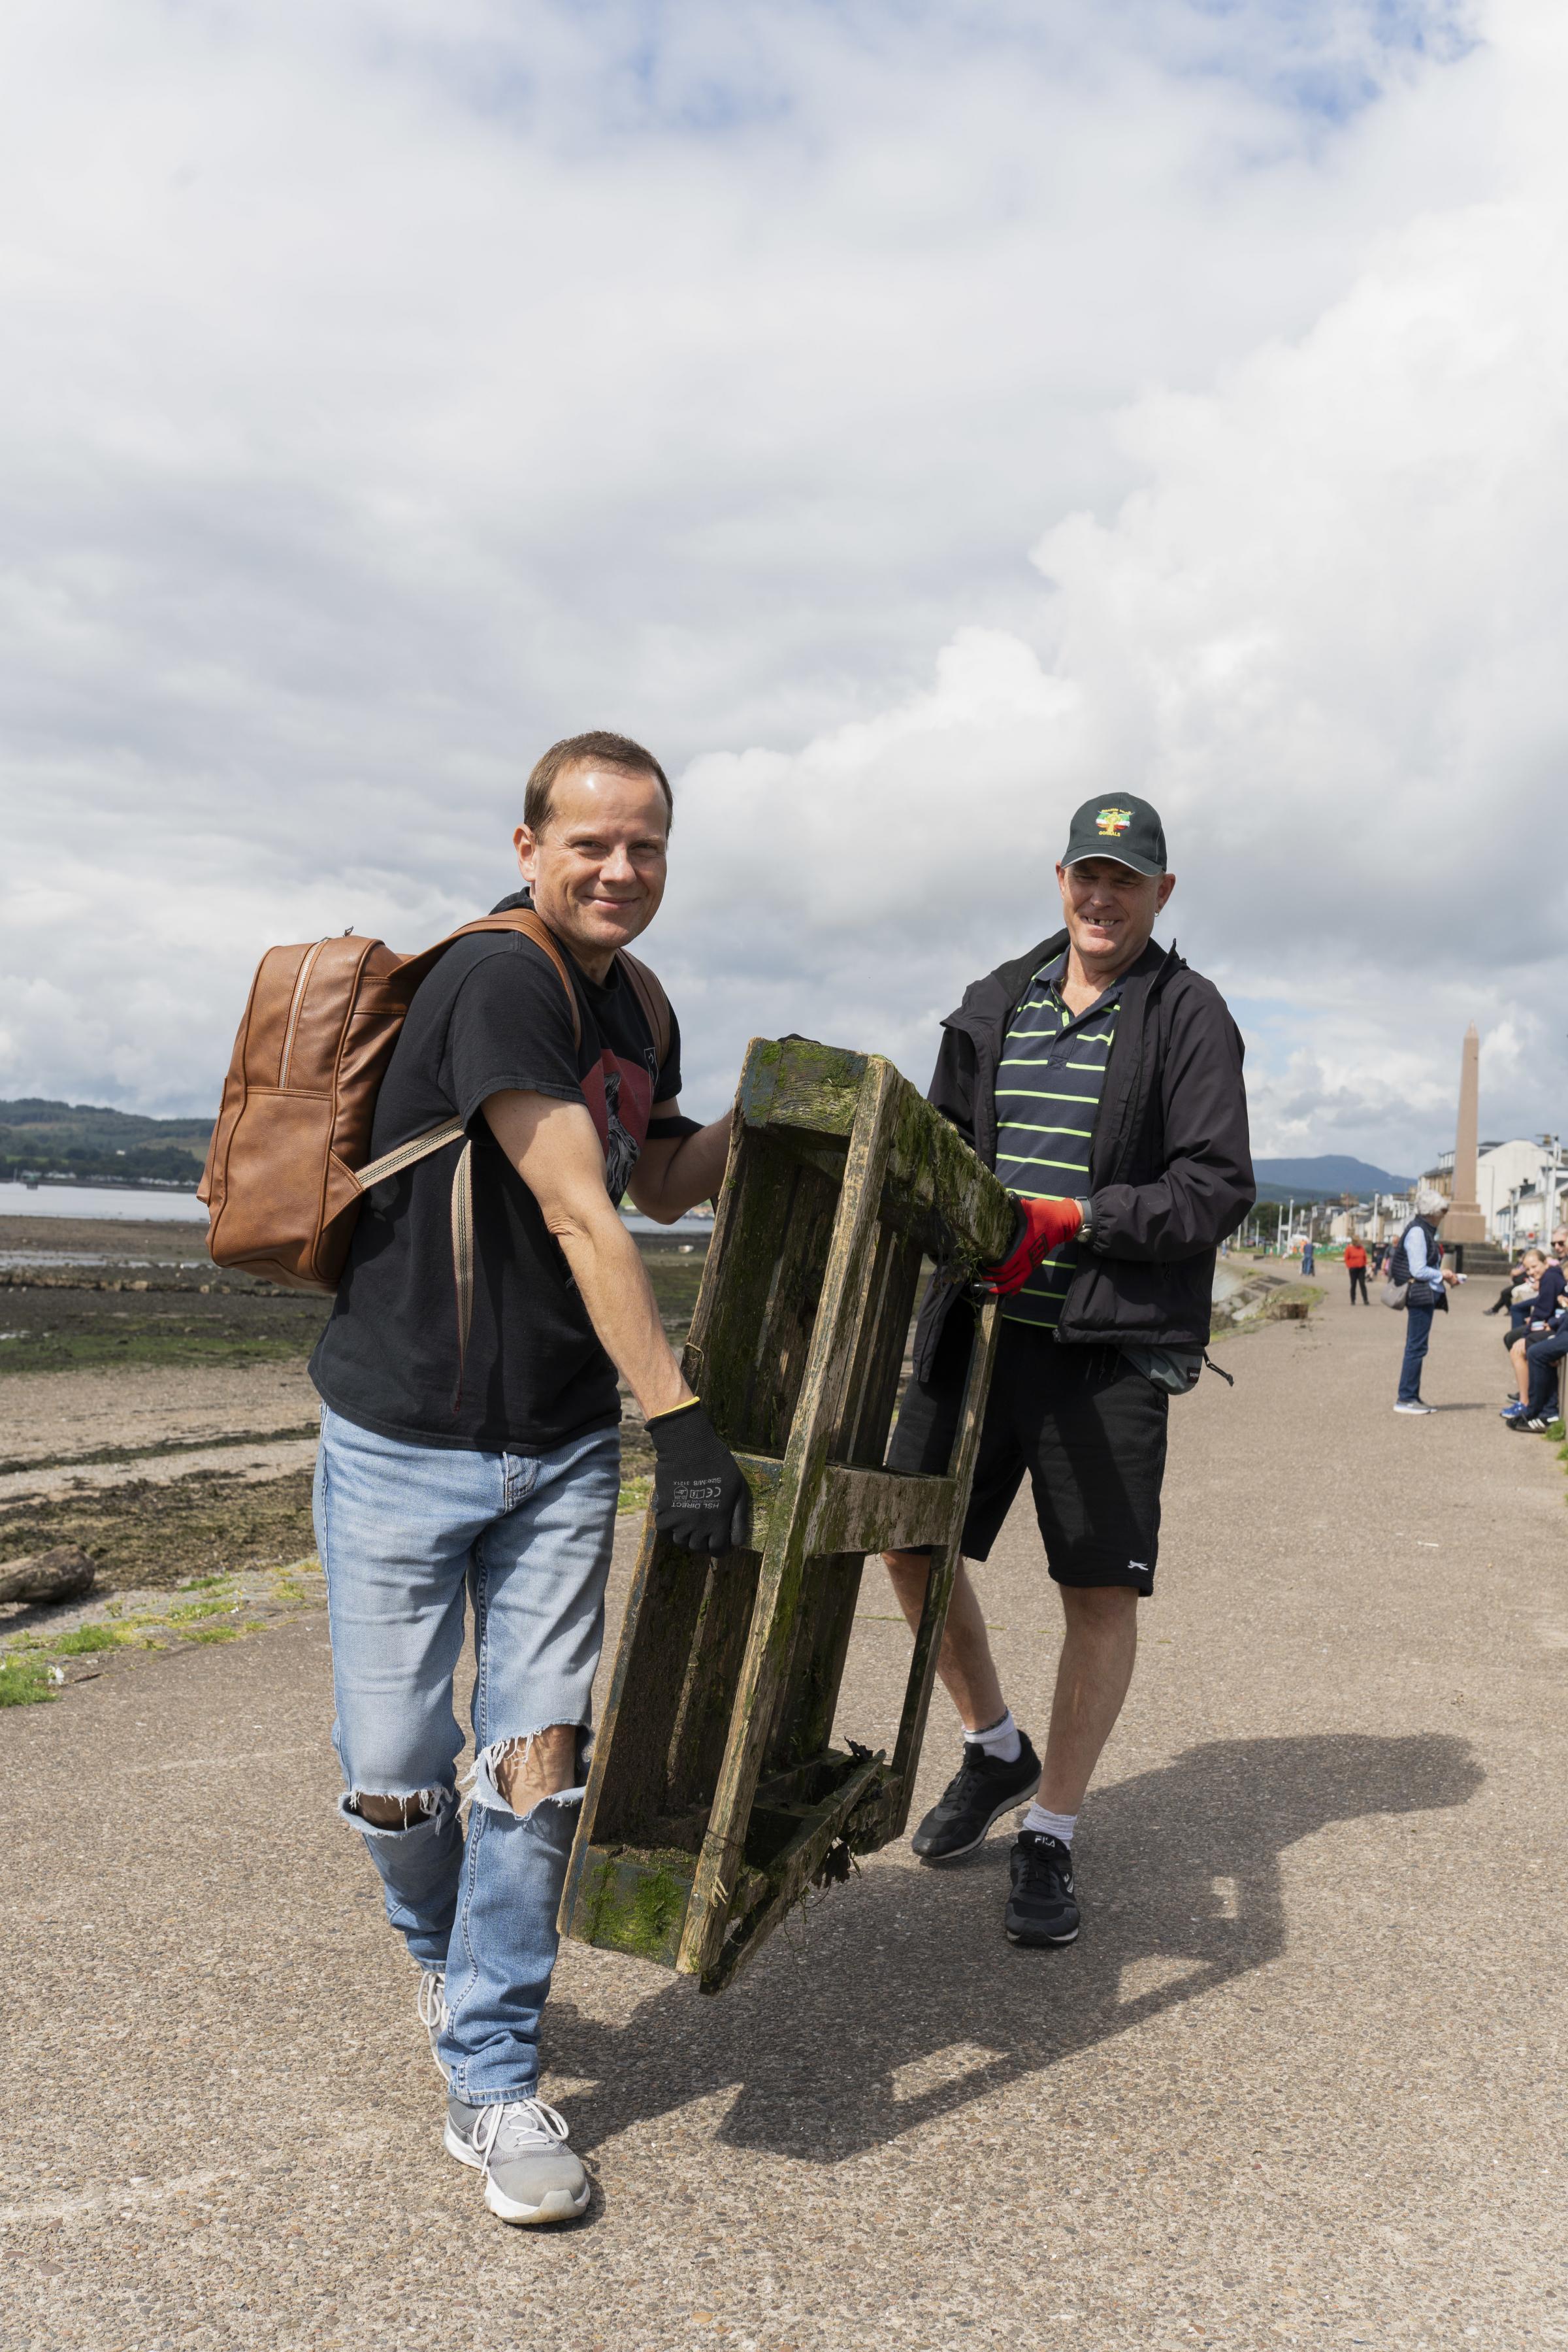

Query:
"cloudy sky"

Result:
[[2, 0, 1562, 1171]]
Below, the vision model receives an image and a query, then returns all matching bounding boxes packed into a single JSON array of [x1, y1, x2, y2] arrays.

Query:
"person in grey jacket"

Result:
[[881, 792, 1254, 1952], [1394, 1190, 1459, 1414]]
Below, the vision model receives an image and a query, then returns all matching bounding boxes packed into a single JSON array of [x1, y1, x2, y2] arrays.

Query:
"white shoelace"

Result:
[[472, 2099, 572, 2166], [417, 1970, 450, 2081]]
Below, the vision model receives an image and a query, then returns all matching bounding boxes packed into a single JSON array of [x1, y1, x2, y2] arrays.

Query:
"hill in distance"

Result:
[[1253, 1154, 1413, 1201], [0, 1097, 212, 1188], [0, 1105, 1420, 1203]]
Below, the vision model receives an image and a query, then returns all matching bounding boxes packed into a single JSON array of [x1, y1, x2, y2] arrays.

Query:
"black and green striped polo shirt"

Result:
[[992, 952, 1120, 1331]]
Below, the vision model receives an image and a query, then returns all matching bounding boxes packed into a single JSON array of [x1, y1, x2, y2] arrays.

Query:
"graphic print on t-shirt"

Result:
[[583, 1053, 654, 1200]]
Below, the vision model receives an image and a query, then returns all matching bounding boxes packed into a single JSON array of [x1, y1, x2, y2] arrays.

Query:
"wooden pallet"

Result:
[[559, 1036, 1015, 1993]]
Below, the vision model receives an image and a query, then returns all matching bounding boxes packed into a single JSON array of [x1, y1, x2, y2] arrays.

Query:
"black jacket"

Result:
[[913, 928, 1255, 1373]]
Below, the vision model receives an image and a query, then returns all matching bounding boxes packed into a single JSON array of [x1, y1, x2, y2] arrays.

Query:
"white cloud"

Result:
[[1, 0, 1558, 1175], [668, 0, 1568, 1168]]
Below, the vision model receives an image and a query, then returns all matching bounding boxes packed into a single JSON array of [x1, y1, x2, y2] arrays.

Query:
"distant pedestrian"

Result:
[[1392, 1190, 1458, 1415], [1345, 1239, 1369, 1304], [1301, 1237, 1315, 1277]]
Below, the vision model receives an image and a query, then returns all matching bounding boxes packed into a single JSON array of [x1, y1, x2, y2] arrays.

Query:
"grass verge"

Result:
[[0, 1654, 56, 1706]]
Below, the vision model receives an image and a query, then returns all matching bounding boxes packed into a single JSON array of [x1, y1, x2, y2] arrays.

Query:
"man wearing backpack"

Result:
[[880, 794, 1254, 1951], [308, 731, 749, 2226]]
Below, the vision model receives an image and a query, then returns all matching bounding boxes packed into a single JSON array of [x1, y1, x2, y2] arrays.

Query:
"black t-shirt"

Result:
[[310, 897, 681, 1452]]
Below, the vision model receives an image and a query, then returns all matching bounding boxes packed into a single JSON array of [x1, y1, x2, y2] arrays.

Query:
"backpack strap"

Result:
[[353, 910, 583, 1192], [359, 907, 586, 1413], [360, 915, 666, 1415], [441, 909, 582, 1050], [616, 947, 672, 1079]]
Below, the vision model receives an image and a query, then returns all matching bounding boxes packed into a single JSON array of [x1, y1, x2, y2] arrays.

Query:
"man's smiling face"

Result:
[[1056, 855, 1175, 977], [514, 762, 669, 975]]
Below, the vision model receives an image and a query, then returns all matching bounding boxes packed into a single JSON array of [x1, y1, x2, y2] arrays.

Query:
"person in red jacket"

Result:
[[1345, 1239, 1370, 1304]]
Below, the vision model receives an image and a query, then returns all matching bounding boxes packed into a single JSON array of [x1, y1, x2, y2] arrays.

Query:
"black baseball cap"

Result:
[[1061, 793, 1167, 878]]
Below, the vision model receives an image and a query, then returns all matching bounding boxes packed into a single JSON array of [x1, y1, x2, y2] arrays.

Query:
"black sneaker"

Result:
[[909, 1733, 1041, 1863], [1004, 1831, 1081, 1946]]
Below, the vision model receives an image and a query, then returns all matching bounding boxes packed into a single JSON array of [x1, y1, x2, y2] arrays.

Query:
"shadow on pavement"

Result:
[[551, 1732, 1481, 2163]]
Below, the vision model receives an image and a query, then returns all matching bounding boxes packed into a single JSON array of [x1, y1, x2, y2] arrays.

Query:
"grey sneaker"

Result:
[[1393, 1401, 1435, 1414], [444, 2096, 589, 2225], [417, 1971, 449, 2083]]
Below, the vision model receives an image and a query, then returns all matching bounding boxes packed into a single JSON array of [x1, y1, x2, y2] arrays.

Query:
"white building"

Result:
[[1476, 1139, 1567, 1245]]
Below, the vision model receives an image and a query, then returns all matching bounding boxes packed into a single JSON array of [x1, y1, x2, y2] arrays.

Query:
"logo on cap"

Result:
[[1096, 806, 1134, 837]]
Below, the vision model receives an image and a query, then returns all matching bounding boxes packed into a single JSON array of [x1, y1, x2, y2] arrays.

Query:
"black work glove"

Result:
[[647, 1399, 753, 1556]]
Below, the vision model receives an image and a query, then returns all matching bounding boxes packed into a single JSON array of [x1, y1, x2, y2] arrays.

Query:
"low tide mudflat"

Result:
[[0, 1215, 707, 1606]]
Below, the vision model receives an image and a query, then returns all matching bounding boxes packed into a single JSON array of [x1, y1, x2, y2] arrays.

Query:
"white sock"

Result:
[[964, 1708, 1022, 1765], [1021, 1803, 1077, 1846]]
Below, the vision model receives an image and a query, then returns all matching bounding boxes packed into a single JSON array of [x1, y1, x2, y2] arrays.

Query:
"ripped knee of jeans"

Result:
[[340, 1786, 450, 1835], [465, 1725, 592, 1820]]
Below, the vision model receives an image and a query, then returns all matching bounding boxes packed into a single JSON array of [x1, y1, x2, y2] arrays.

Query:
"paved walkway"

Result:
[[3, 1280, 1565, 2351]]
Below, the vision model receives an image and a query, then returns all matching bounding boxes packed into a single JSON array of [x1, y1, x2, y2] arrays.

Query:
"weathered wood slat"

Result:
[[730, 1454, 952, 1555], [803, 1464, 956, 1556], [697, 1750, 887, 1993], [736, 1039, 866, 1139], [676, 1058, 902, 1981], [888, 1297, 1002, 1833]]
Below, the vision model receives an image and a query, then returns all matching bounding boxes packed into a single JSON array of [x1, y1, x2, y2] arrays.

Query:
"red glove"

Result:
[[982, 1196, 1084, 1297]]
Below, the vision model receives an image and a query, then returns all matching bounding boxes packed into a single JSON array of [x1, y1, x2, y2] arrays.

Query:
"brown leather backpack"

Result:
[[199, 912, 671, 1348]]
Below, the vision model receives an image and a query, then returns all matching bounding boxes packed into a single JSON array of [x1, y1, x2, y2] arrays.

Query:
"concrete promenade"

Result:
[[2, 1277, 1565, 2350]]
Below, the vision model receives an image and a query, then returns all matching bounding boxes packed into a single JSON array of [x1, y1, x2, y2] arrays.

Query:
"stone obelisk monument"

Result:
[[1445, 1022, 1486, 1247]]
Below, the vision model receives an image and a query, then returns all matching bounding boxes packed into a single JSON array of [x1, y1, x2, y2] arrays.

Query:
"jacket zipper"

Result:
[[1060, 952, 1174, 1340], [1091, 944, 1177, 1190], [278, 938, 327, 1088]]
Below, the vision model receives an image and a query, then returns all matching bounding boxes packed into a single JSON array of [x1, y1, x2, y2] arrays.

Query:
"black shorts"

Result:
[[886, 1314, 1168, 1594]]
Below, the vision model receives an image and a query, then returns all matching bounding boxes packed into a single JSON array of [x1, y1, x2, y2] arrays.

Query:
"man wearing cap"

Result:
[[882, 796, 1254, 1947]]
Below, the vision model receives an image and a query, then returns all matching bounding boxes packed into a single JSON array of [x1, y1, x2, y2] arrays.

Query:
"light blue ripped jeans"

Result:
[[312, 1402, 619, 2105]]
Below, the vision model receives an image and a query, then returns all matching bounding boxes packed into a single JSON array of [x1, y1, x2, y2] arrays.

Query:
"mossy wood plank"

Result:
[[832, 1218, 923, 1467], [660, 1548, 762, 1815], [727, 1458, 956, 1557], [738, 1038, 868, 1139], [881, 1095, 1018, 1270], [689, 1137, 841, 1456], [677, 1058, 900, 1981], [804, 1465, 956, 1555], [683, 1134, 816, 1452], [570, 1846, 695, 1968], [759, 1549, 862, 1778], [698, 1750, 887, 1993], [559, 1519, 715, 1879]]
